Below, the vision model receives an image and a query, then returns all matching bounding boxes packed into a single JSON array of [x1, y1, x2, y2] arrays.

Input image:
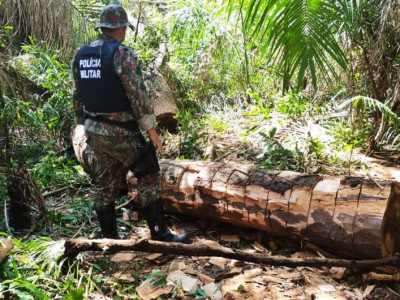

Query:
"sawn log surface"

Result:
[[129, 160, 400, 259]]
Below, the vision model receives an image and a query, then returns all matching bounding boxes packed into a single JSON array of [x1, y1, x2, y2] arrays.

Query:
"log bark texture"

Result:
[[144, 43, 179, 132], [132, 160, 400, 259], [71, 125, 400, 259]]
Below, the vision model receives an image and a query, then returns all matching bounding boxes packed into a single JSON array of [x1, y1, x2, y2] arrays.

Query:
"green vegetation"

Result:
[[0, 236, 92, 299], [1, 0, 400, 298]]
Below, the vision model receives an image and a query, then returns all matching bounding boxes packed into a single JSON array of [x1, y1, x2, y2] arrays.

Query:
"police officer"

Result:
[[72, 4, 189, 243]]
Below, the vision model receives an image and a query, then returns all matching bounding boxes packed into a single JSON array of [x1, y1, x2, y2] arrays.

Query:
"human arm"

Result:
[[113, 47, 157, 131]]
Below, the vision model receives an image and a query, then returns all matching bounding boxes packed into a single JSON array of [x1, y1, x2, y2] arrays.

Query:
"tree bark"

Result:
[[138, 160, 399, 260], [61, 237, 400, 270], [144, 43, 179, 132]]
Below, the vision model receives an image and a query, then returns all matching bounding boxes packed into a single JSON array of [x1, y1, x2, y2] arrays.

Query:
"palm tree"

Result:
[[229, 0, 348, 93], [230, 0, 400, 148]]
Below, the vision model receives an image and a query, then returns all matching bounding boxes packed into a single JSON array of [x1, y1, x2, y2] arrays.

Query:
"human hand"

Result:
[[147, 127, 163, 154]]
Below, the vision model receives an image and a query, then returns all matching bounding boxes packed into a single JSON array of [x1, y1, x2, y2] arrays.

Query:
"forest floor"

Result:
[[46, 118, 400, 299], [81, 210, 400, 300], [64, 152, 400, 300]]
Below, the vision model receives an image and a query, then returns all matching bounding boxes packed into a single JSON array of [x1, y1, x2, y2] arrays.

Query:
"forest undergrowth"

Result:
[[1, 0, 400, 299]]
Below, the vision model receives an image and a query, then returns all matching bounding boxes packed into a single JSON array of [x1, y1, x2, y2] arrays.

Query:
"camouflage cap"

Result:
[[95, 4, 134, 30]]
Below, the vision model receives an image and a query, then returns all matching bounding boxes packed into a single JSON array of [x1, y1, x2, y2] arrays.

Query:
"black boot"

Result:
[[95, 202, 119, 239], [143, 199, 190, 243]]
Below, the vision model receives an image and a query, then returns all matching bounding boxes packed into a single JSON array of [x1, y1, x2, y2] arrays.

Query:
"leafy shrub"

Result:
[[10, 39, 73, 147], [258, 128, 303, 171], [32, 142, 88, 190]]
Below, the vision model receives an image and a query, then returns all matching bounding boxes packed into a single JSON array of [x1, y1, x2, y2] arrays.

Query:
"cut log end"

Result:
[[0, 239, 14, 264], [382, 182, 400, 257]]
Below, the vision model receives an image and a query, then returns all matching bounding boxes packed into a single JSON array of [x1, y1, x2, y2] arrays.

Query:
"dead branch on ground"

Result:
[[61, 237, 400, 270]]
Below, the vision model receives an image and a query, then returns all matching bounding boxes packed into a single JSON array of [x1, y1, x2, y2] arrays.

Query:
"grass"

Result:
[[0, 236, 93, 299], [161, 92, 369, 176]]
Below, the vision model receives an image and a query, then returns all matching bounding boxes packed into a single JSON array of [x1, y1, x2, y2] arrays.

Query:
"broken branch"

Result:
[[61, 237, 400, 270]]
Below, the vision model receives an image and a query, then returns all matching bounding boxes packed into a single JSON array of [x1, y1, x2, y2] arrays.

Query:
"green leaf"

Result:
[[188, 286, 207, 299], [130, 271, 141, 282], [237, 283, 245, 291], [343, 144, 353, 151], [269, 127, 277, 138], [15, 280, 47, 300], [228, 0, 347, 91], [9, 289, 34, 300], [61, 288, 85, 300]]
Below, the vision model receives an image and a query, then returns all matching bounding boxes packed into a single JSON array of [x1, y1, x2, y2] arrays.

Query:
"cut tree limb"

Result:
[[61, 237, 400, 270], [363, 272, 400, 282], [0, 238, 14, 264]]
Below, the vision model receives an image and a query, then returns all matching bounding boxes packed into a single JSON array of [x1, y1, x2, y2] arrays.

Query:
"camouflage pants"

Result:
[[82, 130, 161, 208]]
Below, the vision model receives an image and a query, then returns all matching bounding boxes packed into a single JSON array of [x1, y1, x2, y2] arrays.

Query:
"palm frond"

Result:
[[338, 96, 400, 129], [228, 0, 347, 91]]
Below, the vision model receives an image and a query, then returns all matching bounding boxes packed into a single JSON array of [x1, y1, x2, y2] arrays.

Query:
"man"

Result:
[[72, 4, 189, 243]]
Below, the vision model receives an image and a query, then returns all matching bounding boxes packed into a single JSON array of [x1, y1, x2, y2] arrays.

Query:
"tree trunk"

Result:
[[144, 43, 179, 132], [8, 168, 33, 231], [129, 160, 399, 260]]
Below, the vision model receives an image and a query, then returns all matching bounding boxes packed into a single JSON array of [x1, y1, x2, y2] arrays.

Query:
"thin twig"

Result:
[[72, 220, 88, 239], [4, 200, 11, 235], [43, 184, 75, 198], [367, 172, 384, 190], [116, 199, 133, 210]]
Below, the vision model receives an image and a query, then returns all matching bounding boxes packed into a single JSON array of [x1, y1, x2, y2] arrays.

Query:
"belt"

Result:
[[85, 114, 140, 132]]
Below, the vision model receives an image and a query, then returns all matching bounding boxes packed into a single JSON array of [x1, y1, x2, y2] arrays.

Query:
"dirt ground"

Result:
[[70, 151, 400, 299], [81, 214, 400, 300]]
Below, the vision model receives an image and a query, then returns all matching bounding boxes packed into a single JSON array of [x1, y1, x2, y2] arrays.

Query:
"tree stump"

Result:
[[7, 167, 45, 232]]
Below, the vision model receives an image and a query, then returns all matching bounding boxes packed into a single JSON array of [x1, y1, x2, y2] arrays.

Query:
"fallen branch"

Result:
[[42, 183, 83, 198], [363, 272, 400, 282], [61, 237, 400, 269]]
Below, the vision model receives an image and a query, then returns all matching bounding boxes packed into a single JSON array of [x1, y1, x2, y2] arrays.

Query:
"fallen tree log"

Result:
[[61, 237, 400, 270], [71, 125, 400, 259], [145, 159, 400, 260]]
